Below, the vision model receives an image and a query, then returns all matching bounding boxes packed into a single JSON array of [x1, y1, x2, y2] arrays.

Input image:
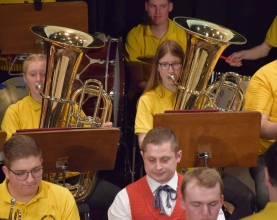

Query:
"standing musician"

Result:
[[108, 127, 199, 219], [0, 54, 120, 220], [244, 58, 277, 211], [180, 168, 224, 220], [135, 40, 255, 219], [0, 134, 80, 219]]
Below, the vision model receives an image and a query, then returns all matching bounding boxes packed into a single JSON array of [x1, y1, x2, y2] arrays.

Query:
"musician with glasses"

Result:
[[0, 53, 120, 220], [0, 134, 80, 219], [125, 0, 187, 94], [135, 39, 255, 220]]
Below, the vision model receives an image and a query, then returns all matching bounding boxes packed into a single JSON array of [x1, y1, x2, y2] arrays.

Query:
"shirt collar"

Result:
[[26, 94, 41, 111], [147, 171, 178, 194], [144, 18, 172, 37], [154, 84, 176, 98], [1, 179, 44, 204]]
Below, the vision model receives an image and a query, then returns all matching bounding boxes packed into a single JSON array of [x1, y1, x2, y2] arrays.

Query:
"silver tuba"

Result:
[[171, 17, 247, 110], [30, 25, 110, 203]]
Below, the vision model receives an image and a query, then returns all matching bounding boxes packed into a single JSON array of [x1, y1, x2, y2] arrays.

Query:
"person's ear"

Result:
[[2, 166, 10, 179], [23, 73, 27, 83], [169, 2, 173, 12], [140, 151, 144, 158], [177, 150, 182, 162], [220, 194, 224, 206], [145, 1, 148, 12]]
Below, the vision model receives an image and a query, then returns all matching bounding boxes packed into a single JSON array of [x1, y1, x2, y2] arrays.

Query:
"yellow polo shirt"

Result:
[[242, 202, 277, 220], [135, 84, 176, 134], [0, 179, 80, 220], [1, 95, 41, 140], [125, 18, 187, 82], [244, 60, 277, 155], [266, 16, 277, 47]]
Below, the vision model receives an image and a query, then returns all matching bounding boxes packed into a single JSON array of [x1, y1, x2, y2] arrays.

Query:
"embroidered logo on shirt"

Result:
[[41, 215, 56, 220]]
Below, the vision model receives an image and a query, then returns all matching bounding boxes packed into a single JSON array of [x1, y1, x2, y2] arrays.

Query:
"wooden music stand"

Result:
[[0, 2, 89, 54], [154, 111, 261, 168], [12, 128, 120, 173]]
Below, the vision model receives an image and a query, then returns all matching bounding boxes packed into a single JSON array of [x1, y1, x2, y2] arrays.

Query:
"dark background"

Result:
[[0, 0, 276, 82], [81, 0, 277, 77]]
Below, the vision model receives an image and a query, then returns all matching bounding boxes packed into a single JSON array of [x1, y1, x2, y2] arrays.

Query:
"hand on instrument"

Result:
[[225, 52, 243, 67], [102, 122, 113, 128]]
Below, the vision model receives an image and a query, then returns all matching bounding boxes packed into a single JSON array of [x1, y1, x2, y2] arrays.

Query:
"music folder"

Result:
[[13, 127, 121, 173], [154, 111, 261, 168]]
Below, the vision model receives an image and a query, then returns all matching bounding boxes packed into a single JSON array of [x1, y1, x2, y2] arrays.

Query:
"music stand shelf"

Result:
[[0, 2, 89, 54], [154, 111, 261, 168], [13, 128, 120, 173]]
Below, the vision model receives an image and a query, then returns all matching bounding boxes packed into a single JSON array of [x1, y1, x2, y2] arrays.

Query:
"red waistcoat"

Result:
[[126, 173, 186, 220]]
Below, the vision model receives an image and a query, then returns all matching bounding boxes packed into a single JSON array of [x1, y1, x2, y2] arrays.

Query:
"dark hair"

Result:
[[3, 135, 42, 168], [264, 141, 277, 187], [143, 40, 185, 96], [181, 167, 223, 198], [141, 127, 179, 153]]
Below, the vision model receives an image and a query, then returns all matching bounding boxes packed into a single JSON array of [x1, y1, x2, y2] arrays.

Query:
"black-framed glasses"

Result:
[[159, 62, 182, 70], [8, 167, 43, 181]]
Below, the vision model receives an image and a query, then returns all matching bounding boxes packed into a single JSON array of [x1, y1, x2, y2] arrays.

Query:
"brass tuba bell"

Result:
[[172, 17, 247, 111], [30, 25, 110, 203]]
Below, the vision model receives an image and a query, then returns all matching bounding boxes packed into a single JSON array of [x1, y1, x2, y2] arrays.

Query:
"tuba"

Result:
[[171, 17, 247, 110], [30, 25, 110, 202]]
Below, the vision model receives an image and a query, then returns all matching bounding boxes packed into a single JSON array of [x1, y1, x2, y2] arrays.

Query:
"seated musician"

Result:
[[0, 54, 120, 220], [180, 167, 224, 220], [134, 40, 255, 219], [108, 127, 189, 219], [0, 134, 80, 219]]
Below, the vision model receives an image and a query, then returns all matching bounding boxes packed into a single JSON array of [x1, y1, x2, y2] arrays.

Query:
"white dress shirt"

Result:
[[108, 172, 226, 220]]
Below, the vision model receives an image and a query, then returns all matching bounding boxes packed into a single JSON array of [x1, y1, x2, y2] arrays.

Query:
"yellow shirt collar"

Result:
[[26, 95, 41, 111], [1, 179, 44, 204], [144, 18, 173, 37], [154, 84, 176, 98]]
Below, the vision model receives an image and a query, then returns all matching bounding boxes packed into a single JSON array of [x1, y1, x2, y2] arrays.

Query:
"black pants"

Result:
[[84, 177, 121, 220], [222, 172, 255, 220]]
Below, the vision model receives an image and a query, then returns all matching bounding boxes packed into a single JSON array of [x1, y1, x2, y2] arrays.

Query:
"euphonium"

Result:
[[30, 25, 109, 203], [171, 17, 247, 110]]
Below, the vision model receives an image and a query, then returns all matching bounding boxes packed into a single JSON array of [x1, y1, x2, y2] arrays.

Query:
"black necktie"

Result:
[[153, 185, 177, 214]]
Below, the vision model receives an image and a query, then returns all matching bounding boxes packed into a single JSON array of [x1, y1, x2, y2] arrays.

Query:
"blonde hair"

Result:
[[23, 54, 46, 74], [181, 168, 223, 198], [143, 40, 185, 96]]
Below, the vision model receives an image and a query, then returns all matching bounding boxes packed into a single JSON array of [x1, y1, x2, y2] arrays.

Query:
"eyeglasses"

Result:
[[159, 62, 182, 70], [8, 167, 43, 181]]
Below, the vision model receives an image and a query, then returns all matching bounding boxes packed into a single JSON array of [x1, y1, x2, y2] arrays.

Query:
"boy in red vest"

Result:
[[180, 168, 224, 220], [108, 127, 225, 219]]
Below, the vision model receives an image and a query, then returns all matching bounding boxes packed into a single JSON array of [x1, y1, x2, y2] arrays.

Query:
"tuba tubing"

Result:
[[30, 25, 110, 203], [172, 17, 247, 110]]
